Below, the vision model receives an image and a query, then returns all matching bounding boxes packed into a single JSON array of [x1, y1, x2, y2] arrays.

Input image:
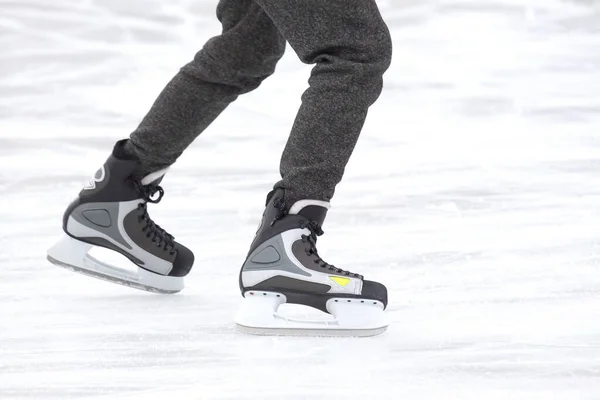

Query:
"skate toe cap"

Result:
[[170, 244, 195, 277], [362, 280, 388, 309]]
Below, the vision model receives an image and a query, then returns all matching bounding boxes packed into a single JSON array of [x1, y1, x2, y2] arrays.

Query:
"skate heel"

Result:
[[47, 235, 93, 266], [234, 291, 388, 337], [47, 235, 184, 294], [234, 291, 287, 329]]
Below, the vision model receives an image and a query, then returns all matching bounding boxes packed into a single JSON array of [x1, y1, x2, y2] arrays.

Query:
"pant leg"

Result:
[[256, 0, 392, 204], [126, 0, 286, 177]]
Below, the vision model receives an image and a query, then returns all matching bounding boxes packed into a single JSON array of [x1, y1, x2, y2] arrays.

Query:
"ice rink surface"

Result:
[[1, 0, 600, 398]]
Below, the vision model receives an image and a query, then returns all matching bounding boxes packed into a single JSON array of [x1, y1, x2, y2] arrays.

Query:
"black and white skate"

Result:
[[46, 139, 194, 294], [234, 189, 388, 337]]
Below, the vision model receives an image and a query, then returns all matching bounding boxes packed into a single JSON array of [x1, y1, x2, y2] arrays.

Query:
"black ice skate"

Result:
[[46, 140, 194, 294], [234, 189, 388, 337]]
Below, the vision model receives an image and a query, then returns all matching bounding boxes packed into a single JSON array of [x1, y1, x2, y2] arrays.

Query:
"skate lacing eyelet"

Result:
[[133, 181, 176, 254]]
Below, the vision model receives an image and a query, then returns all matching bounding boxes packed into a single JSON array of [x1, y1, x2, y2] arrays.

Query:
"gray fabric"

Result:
[[70, 202, 132, 250], [125, 0, 391, 203], [82, 209, 111, 228], [243, 234, 310, 276], [250, 245, 281, 264]]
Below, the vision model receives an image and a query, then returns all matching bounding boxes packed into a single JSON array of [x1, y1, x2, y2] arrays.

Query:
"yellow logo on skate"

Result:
[[329, 276, 350, 287]]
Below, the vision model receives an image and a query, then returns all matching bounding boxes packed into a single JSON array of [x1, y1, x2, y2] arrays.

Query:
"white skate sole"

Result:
[[46, 235, 183, 294], [234, 291, 388, 337]]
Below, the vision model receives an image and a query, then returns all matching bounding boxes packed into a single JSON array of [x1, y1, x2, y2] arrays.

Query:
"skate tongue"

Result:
[[288, 200, 330, 227], [140, 168, 169, 186], [136, 168, 168, 204]]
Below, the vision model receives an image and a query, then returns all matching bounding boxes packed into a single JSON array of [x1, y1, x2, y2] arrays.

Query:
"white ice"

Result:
[[1, 0, 600, 399]]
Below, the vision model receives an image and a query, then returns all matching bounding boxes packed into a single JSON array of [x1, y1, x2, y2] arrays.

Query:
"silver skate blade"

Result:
[[47, 235, 183, 294], [235, 324, 388, 337], [47, 255, 180, 294], [234, 292, 388, 337]]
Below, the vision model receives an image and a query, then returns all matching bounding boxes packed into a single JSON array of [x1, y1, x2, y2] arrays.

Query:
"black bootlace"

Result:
[[134, 181, 176, 255], [299, 219, 363, 279], [270, 194, 362, 278]]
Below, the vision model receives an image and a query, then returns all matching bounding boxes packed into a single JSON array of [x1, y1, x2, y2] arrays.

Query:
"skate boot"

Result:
[[46, 140, 194, 294], [234, 189, 388, 337]]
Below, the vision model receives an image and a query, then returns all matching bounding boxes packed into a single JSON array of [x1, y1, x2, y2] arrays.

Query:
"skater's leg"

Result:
[[257, 0, 392, 204], [126, 0, 286, 177], [236, 1, 391, 335]]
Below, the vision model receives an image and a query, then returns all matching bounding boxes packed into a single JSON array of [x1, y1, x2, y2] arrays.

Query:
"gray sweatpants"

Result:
[[126, 0, 392, 204]]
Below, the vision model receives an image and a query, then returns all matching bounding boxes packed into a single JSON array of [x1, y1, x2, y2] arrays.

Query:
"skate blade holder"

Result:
[[234, 291, 388, 337], [47, 235, 184, 294]]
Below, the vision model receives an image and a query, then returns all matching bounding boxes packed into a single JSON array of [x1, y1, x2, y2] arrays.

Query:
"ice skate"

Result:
[[46, 140, 194, 294], [234, 189, 388, 337]]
